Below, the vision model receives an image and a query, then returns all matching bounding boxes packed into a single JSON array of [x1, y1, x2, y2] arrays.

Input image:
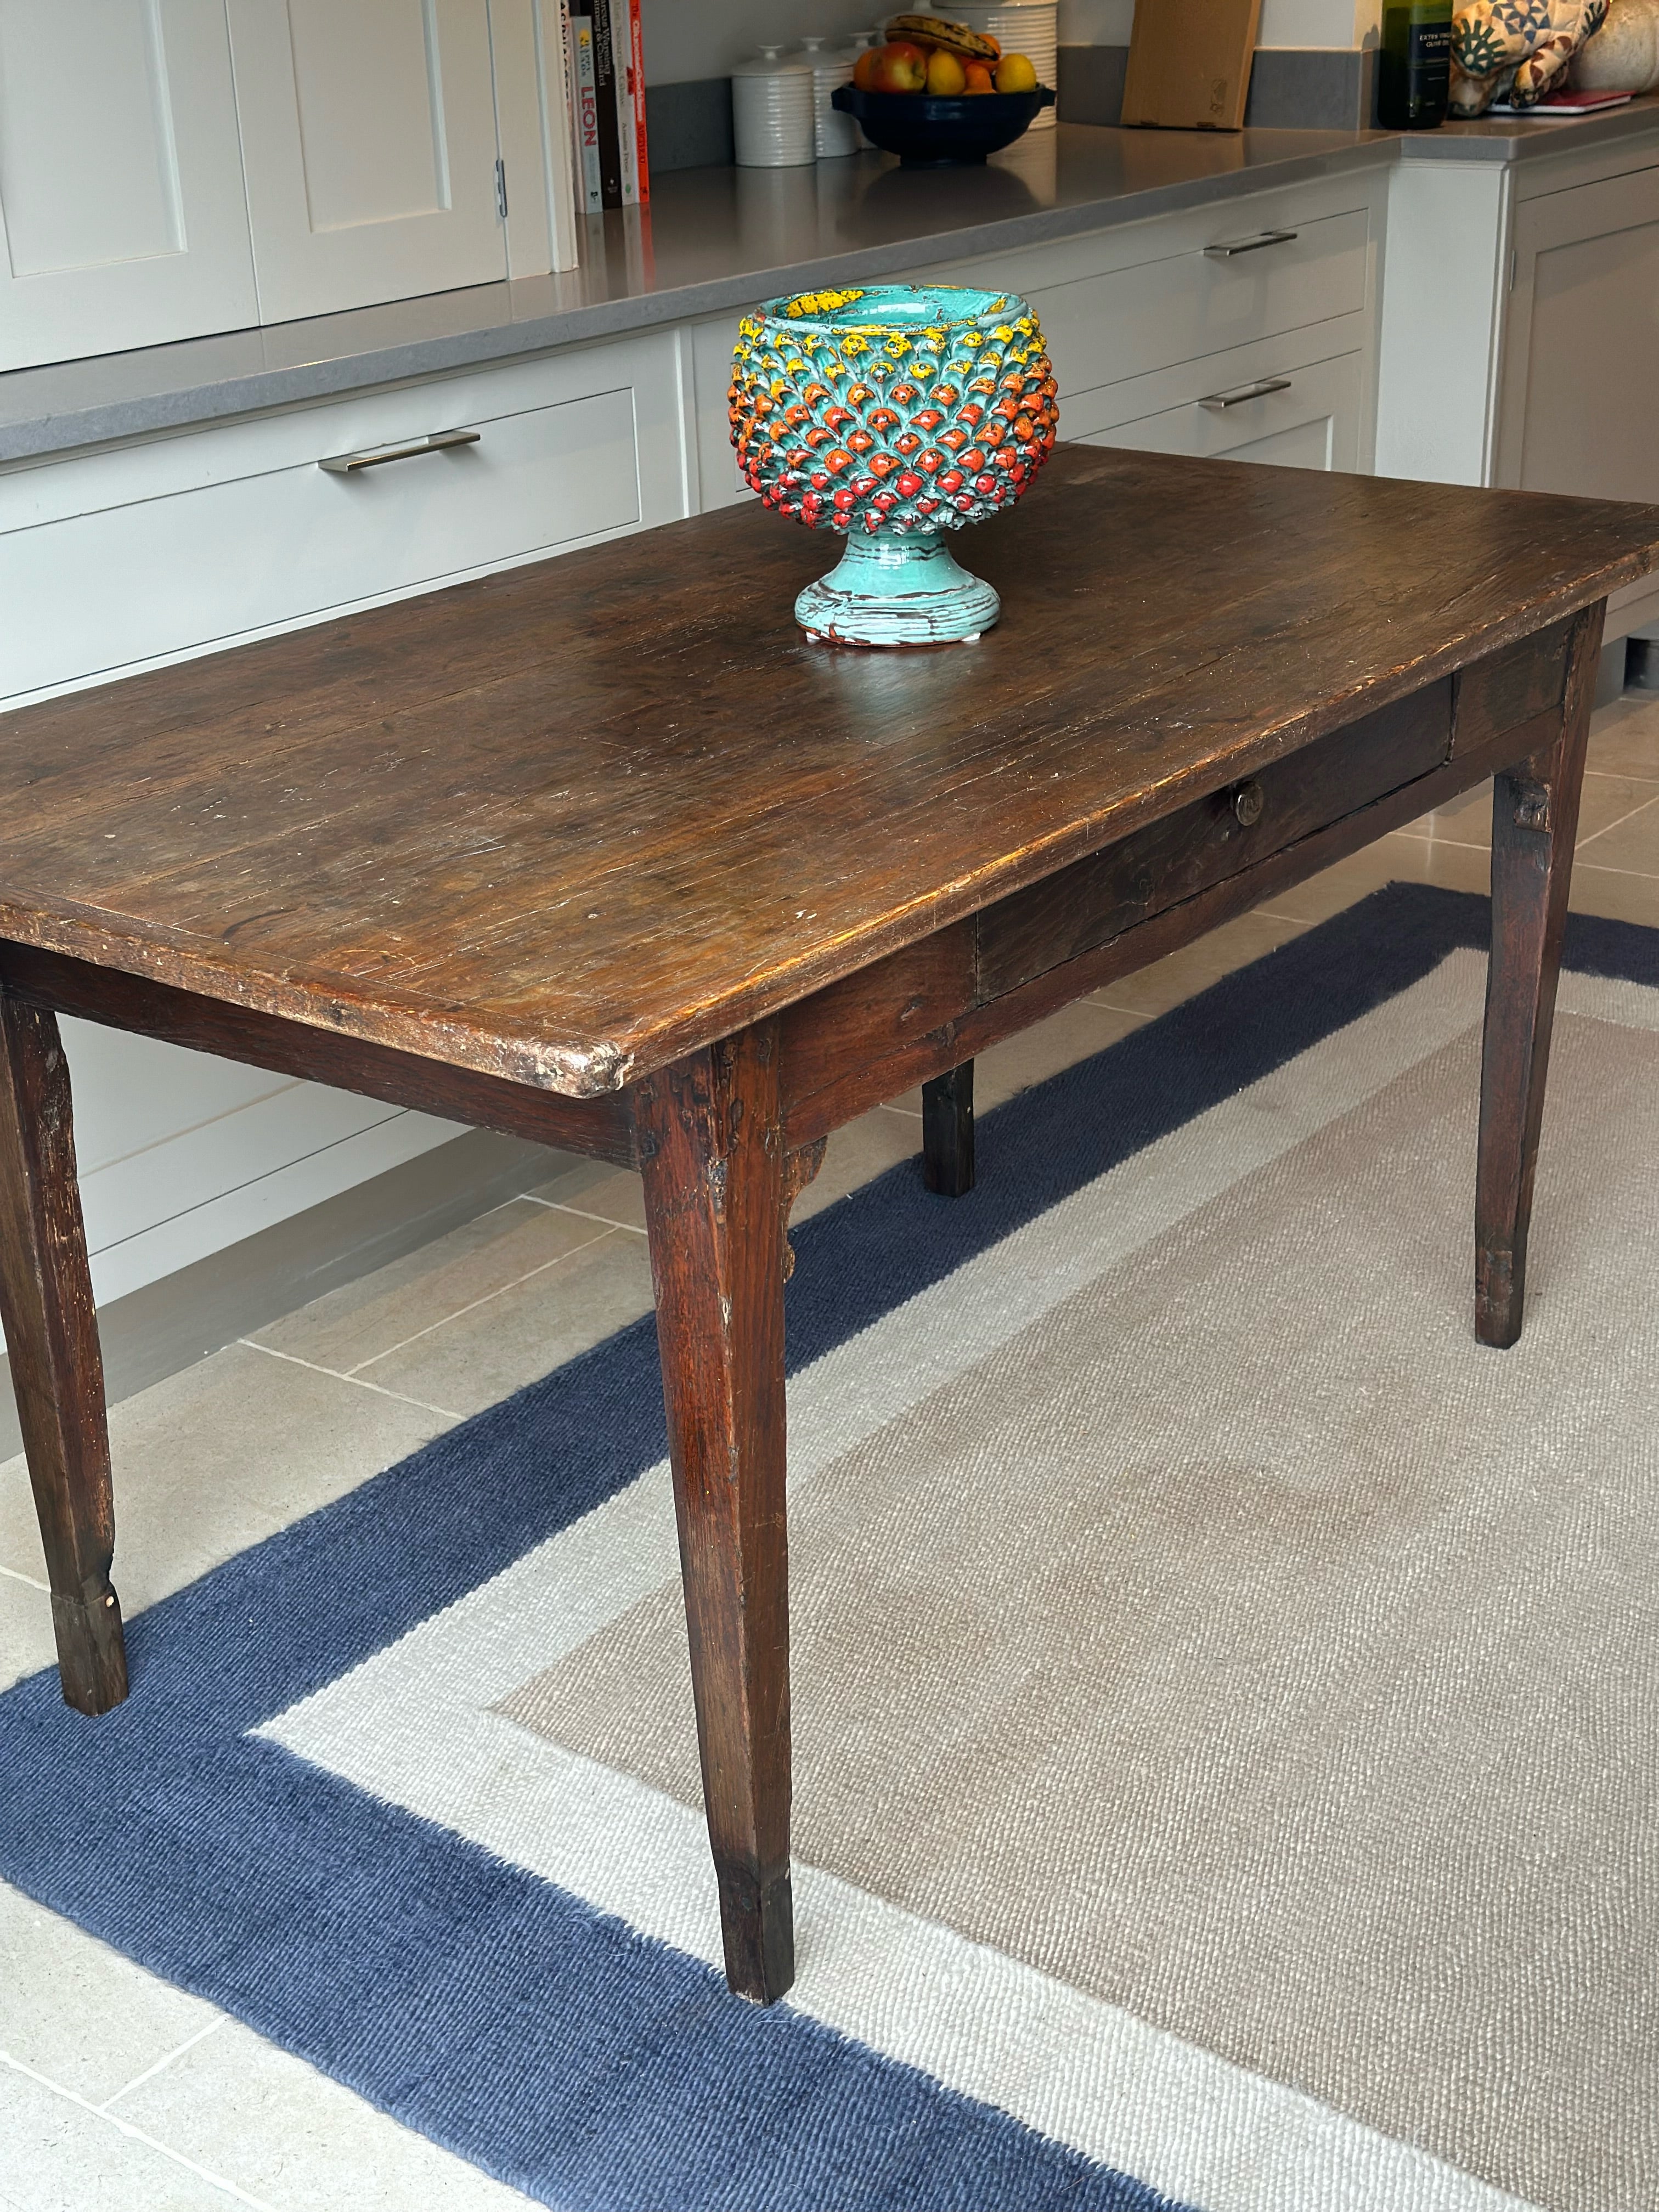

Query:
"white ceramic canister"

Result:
[[798, 35, 860, 158], [945, 0, 1059, 126], [732, 46, 816, 168]]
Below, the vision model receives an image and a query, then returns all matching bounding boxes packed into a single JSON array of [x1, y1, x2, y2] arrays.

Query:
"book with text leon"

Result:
[[563, 0, 649, 210]]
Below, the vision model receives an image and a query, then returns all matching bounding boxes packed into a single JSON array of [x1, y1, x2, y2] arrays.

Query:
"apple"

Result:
[[866, 40, 928, 92], [994, 50, 1037, 92], [926, 47, 967, 94]]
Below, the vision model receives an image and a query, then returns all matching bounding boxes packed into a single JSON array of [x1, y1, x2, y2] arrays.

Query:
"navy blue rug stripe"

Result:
[[3, 883, 1651, 2209]]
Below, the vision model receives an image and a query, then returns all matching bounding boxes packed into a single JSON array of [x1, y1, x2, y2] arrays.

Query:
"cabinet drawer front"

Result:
[[1030, 209, 1369, 399], [1078, 349, 1363, 474], [979, 682, 1452, 1001], [0, 385, 639, 702]]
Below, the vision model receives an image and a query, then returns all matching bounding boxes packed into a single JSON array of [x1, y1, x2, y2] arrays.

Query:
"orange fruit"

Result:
[[963, 59, 995, 92], [994, 50, 1038, 92], [853, 46, 881, 89]]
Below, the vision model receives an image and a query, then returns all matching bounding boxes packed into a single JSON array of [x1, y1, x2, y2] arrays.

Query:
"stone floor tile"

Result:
[[360, 1228, 655, 1419], [0, 1345, 452, 1611], [791, 1107, 923, 1222], [0, 2061, 250, 2211], [0, 1571, 54, 1700], [0, 1882, 224, 2108], [114, 2018, 534, 2210], [1252, 830, 1492, 926], [1560, 858, 1659, 927], [524, 1157, 647, 1234], [1585, 691, 1659, 780], [250, 1201, 613, 1375], [1402, 770, 1658, 854], [974, 999, 1148, 1107], [1570, 789, 1659, 873], [1088, 911, 1306, 1018]]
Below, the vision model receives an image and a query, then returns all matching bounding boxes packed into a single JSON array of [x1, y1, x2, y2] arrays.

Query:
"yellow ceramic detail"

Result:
[[783, 287, 867, 319]]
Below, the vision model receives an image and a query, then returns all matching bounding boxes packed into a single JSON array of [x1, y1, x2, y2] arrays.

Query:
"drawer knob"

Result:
[[1233, 780, 1266, 828]]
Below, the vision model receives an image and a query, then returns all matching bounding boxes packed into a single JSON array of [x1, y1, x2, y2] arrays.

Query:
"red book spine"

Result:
[[630, 0, 650, 206]]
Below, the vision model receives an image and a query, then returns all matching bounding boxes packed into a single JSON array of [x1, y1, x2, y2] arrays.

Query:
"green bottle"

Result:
[[1378, 0, 1452, 129]]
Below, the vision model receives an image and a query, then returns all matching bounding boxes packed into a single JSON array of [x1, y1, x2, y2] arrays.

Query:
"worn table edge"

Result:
[[1, 545, 1651, 1101]]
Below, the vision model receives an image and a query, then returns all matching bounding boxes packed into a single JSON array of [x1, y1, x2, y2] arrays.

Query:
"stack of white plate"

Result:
[[945, 0, 1059, 126], [798, 35, 860, 158], [732, 46, 816, 167]]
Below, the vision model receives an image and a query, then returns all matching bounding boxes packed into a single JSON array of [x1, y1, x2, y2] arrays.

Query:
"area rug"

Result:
[[3, 882, 1657, 2212]]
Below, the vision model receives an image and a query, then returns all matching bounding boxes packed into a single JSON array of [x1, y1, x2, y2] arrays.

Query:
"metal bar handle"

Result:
[[1199, 376, 1293, 412], [318, 429, 481, 474], [1203, 229, 1299, 258]]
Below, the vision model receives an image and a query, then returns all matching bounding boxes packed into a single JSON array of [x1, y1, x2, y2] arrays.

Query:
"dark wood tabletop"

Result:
[[5, 445, 1658, 1099]]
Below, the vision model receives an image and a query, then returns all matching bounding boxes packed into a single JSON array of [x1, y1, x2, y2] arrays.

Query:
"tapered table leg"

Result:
[[0, 996, 127, 1714], [922, 1060, 976, 1198], [1475, 602, 1602, 1350], [637, 1021, 793, 2003]]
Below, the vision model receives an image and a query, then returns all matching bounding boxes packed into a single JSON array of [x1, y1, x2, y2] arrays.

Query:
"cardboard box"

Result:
[[1120, 0, 1263, 132]]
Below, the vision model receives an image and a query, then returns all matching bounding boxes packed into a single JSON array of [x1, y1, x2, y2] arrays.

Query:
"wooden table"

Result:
[[4, 448, 1658, 2004]]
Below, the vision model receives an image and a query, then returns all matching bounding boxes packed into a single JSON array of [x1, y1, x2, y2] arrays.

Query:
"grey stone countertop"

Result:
[[4, 100, 1656, 467], [1404, 86, 1659, 160]]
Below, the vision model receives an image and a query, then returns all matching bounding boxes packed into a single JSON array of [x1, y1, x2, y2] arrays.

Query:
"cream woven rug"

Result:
[[8, 891, 1655, 2210]]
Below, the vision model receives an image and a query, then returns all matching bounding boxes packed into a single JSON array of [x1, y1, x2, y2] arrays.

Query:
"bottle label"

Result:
[[1409, 20, 1452, 74]]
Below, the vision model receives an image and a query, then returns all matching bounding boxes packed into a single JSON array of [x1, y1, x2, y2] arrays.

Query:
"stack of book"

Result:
[[566, 0, 650, 211]]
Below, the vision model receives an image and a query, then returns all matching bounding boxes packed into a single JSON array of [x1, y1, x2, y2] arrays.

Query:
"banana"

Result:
[[885, 14, 1002, 60]]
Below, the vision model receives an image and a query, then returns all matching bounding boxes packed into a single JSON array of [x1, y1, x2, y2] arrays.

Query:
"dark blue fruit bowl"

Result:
[[832, 83, 1054, 166]]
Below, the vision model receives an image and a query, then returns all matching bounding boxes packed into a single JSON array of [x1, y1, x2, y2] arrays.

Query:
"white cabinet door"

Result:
[[0, 0, 257, 371], [227, 0, 508, 324], [1496, 166, 1659, 504]]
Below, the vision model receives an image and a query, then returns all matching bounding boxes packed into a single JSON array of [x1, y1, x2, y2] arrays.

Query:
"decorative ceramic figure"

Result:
[[1450, 0, 1607, 112], [729, 284, 1059, 646], [1572, 0, 1659, 89]]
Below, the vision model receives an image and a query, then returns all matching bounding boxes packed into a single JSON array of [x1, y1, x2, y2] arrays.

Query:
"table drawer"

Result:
[[979, 680, 1452, 999], [1029, 208, 1369, 400]]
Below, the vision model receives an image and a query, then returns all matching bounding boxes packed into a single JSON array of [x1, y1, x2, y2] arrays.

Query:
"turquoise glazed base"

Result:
[[795, 530, 1001, 647]]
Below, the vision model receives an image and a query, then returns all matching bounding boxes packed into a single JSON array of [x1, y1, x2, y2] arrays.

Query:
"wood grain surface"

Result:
[[3, 448, 1657, 1099]]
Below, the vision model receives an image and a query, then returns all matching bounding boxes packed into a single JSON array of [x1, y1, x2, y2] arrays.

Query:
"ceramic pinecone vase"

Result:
[[729, 284, 1059, 646]]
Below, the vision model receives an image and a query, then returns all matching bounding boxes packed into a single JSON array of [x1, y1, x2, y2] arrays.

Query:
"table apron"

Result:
[[0, 950, 639, 1170], [780, 701, 1562, 1148]]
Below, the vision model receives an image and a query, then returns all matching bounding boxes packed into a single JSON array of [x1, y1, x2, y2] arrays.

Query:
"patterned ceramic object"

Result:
[[729, 283, 1059, 645]]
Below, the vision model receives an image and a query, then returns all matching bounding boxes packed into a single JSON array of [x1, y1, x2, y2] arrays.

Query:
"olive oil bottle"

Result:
[[1378, 0, 1452, 129]]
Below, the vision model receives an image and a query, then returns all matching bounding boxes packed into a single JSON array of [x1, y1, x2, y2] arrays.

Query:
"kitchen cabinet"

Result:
[[1, 334, 678, 706], [683, 171, 1386, 520], [1378, 131, 1659, 642], [0, 0, 258, 373], [1496, 162, 1659, 501], [0, 0, 575, 373], [225, 0, 510, 324], [1495, 158, 1659, 640]]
